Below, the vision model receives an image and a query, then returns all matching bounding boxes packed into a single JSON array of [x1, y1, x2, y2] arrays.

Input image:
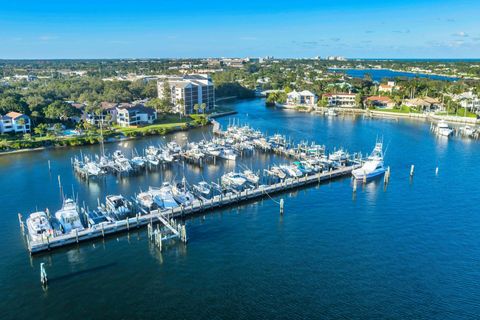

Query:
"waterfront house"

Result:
[[322, 93, 357, 108], [116, 104, 157, 127], [451, 92, 480, 114], [0, 112, 31, 134], [378, 81, 396, 93], [286, 90, 317, 106], [365, 96, 395, 109], [404, 97, 443, 112], [157, 74, 215, 115]]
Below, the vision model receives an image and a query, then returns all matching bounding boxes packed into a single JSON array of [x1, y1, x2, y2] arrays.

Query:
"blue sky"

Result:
[[0, 0, 479, 59]]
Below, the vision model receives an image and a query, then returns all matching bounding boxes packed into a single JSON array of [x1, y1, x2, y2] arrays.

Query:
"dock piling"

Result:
[[410, 165, 415, 177], [435, 167, 439, 175], [280, 198, 284, 215]]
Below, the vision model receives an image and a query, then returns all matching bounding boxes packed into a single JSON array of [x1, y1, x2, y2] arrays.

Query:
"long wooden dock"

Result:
[[26, 165, 356, 254]]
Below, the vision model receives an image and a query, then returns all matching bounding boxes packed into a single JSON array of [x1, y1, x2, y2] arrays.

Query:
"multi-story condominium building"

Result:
[[157, 74, 215, 115], [323, 93, 357, 108], [116, 104, 157, 127], [0, 112, 31, 134], [286, 90, 317, 106], [83, 102, 119, 125]]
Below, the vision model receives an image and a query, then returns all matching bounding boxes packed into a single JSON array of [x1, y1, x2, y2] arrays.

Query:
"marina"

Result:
[[21, 120, 368, 254]]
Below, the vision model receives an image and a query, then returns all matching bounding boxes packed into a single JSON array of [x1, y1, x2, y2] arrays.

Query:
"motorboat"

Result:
[[218, 148, 237, 161], [167, 141, 182, 154], [172, 182, 196, 206], [137, 190, 155, 209], [270, 166, 287, 179], [435, 120, 453, 137], [131, 156, 146, 168], [280, 164, 303, 178], [221, 172, 247, 188], [243, 170, 260, 184], [26, 211, 53, 241], [193, 181, 212, 196], [55, 198, 84, 234], [326, 108, 338, 117], [105, 195, 132, 220], [352, 142, 386, 180], [152, 183, 179, 209]]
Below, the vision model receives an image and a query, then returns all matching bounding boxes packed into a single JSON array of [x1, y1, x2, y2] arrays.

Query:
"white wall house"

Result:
[[452, 92, 480, 113], [323, 93, 357, 108], [158, 74, 215, 115], [116, 104, 157, 127], [378, 81, 396, 93], [286, 90, 317, 106], [0, 112, 31, 134]]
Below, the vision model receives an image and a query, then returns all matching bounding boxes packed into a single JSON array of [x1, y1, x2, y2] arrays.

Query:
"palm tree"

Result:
[[200, 103, 206, 114], [193, 103, 200, 114]]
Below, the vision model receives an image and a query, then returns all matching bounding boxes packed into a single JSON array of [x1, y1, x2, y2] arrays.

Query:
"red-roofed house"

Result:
[[0, 112, 31, 134], [365, 96, 396, 109]]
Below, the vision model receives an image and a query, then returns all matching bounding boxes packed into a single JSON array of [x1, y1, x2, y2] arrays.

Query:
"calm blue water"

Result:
[[1, 99, 479, 319], [329, 68, 459, 82]]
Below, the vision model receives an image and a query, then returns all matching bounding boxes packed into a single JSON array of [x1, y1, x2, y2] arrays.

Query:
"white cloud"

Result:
[[452, 31, 468, 37]]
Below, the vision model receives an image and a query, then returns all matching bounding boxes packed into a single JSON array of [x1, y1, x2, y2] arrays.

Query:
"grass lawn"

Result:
[[436, 108, 477, 118]]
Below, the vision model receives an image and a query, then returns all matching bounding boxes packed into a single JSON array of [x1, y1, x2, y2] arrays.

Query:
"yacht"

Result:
[[218, 148, 237, 161], [193, 181, 212, 196], [221, 172, 247, 188], [280, 164, 303, 178], [55, 198, 84, 234], [461, 125, 476, 137], [137, 190, 156, 210], [270, 166, 287, 179], [152, 183, 179, 209], [326, 108, 338, 117], [435, 120, 453, 137], [131, 156, 146, 168], [167, 141, 182, 154], [172, 182, 196, 206], [243, 170, 260, 184], [352, 142, 386, 180], [26, 211, 53, 241], [105, 195, 132, 220]]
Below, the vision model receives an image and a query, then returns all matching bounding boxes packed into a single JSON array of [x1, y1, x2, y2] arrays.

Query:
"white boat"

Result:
[[326, 108, 338, 117], [105, 195, 132, 220], [436, 120, 453, 137], [193, 181, 211, 196], [352, 142, 386, 180], [461, 125, 476, 137], [152, 183, 179, 209], [172, 182, 196, 206], [160, 151, 174, 163], [137, 190, 155, 209], [146, 154, 160, 166], [113, 150, 133, 172], [55, 198, 84, 234], [270, 166, 287, 179], [243, 170, 260, 184], [84, 161, 103, 176], [26, 211, 53, 241], [221, 172, 247, 188], [131, 156, 146, 168], [167, 141, 182, 154], [145, 145, 159, 157], [218, 148, 237, 161], [280, 165, 303, 178]]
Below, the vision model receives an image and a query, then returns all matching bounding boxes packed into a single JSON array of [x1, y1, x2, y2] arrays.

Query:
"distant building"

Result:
[[323, 93, 357, 108], [116, 104, 157, 127], [451, 91, 480, 113], [0, 112, 31, 134], [365, 96, 395, 109], [378, 81, 397, 93], [157, 74, 215, 115], [286, 90, 317, 106]]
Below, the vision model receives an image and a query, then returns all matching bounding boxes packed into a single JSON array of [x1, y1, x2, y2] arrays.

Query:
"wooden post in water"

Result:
[[181, 224, 187, 243], [435, 167, 439, 176], [410, 165, 415, 177], [48, 160, 51, 172], [280, 198, 284, 215], [353, 179, 357, 192]]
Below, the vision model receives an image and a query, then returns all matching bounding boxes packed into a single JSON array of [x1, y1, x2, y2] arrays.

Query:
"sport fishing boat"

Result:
[[131, 156, 146, 169], [137, 190, 155, 209], [352, 142, 386, 180], [221, 172, 247, 188], [193, 181, 212, 196], [167, 141, 182, 154], [243, 170, 260, 184], [280, 164, 303, 178], [172, 181, 196, 206], [152, 183, 179, 210], [218, 148, 237, 161], [55, 198, 84, 234], [435, 120, 453, 137], [26, 211, 53, 241], [105, 195, 132, 220]]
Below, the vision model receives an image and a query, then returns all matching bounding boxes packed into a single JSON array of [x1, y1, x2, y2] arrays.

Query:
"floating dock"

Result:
[[25, 165, 356, 254]]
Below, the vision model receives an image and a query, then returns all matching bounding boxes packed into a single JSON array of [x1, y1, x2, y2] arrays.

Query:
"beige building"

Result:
[[158, 74, 215, 115]]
